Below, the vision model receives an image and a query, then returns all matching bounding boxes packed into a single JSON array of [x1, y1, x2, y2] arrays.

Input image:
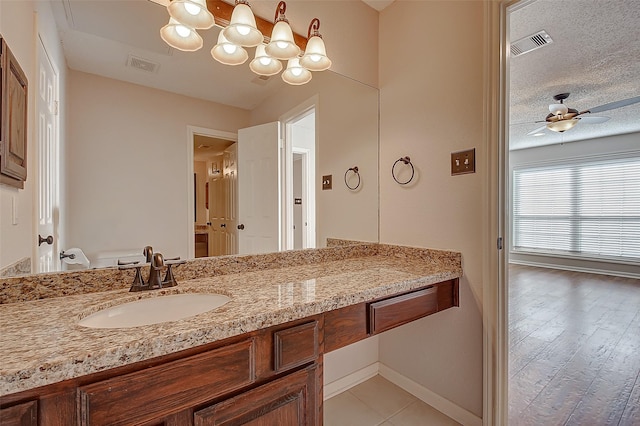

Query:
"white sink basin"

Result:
[[78, 293, 231, 329]]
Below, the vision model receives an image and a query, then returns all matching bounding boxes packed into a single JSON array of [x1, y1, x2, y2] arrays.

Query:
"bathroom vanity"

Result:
[[0, 244, 461, 425]]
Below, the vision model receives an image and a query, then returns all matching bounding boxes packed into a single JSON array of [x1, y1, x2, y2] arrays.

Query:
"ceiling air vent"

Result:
[[126, 55, 159, 73], [510, 30, 553, 57]]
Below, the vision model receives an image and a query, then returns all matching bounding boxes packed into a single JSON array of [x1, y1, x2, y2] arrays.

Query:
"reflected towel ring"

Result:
[[344, 166, 361, 190], [392, 156, 414, 185]]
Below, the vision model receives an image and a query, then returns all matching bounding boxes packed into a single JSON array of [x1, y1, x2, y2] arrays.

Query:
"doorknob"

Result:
[[237, 224, 245, 230], [38, 235, 53, 246]]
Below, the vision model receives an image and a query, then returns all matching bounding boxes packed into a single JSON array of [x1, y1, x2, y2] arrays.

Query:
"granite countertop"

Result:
[[0, 246, 462, 396]]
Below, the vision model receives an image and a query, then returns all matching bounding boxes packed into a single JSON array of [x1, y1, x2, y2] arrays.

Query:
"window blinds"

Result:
[[512, 155, 640, 262]]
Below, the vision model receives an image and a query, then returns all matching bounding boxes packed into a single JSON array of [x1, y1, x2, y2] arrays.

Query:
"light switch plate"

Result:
[[322, 175, 333, 190], [451, 148, 476, 176]]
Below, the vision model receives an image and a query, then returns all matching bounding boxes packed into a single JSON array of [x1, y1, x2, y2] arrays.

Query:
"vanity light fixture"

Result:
[[160, 18, 203, 52], [282, 57, 312, 85], [299, 18, 331, 71], [167, 0, 214, 29], [222, 0, 263, 47], [159, 0, 331, 85], [250, 44, 283, 76], [211, 32, 249, 65], [265, 1, 300, 60]]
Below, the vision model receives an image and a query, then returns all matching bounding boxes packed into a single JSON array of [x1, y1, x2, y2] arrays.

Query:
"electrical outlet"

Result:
[[322, 175, 332, 190], [451, 148, 476, 176]]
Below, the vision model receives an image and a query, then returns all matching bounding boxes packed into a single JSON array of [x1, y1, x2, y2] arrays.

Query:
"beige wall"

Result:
[[378, 0, 485, 417], [66, 70, 250, 262]]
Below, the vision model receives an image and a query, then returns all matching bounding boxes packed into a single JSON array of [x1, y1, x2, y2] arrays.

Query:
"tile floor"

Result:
[[323, 375, 461, 425]]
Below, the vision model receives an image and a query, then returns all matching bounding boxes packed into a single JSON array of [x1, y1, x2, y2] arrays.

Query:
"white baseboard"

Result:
[[509, 259, 640, 279], [379, 363, 483, 426], [323, 362, 379, 400]]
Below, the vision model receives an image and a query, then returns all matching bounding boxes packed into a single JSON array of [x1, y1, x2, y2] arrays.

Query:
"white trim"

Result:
[[186, 126, 237, 259], [508, 259, 640, 280], [379, 364, 483, 426], [483, 1, 512, 425], [323, 362, 379, 401]]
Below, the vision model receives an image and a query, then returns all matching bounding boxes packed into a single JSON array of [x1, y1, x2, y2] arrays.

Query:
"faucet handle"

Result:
[[143, 246, 154, 263], [163, 259, 185, 287]]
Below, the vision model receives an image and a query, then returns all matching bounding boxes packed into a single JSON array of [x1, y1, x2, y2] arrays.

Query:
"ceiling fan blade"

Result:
[[578, 115, 610, 124], [580, 96, 640, 114], [527, 125, 548, 136]]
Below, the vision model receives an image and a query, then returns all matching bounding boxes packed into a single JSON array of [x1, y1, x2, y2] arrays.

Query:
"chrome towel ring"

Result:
[[344, 166, 361, 190], [392, 156, 414, 185]]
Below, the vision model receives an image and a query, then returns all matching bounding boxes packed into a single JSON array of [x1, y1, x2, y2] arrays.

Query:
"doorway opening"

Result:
[[283, 107, 316, 251], [187, 127, 237, 259]]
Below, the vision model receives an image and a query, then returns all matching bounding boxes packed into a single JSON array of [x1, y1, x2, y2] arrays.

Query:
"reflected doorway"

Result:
[[192, 132, 237, 258]]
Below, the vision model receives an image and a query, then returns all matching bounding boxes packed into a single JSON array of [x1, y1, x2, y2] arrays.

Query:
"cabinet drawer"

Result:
[[368, 287, 438, 335], [273, 321, 319, 373], [194, 365, 318, 426], [78, 338, 256, 426]]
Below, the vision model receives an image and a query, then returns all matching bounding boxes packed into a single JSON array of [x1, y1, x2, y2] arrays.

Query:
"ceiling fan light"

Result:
[[282, 57, 311, 85], [300, 36, 331, 71], [222, 1, 263, 47], [547, 118, 579, 133], [266, 20, 300, 60], [167, 0, 214, 30], [250, 44, 283, 76], [160, 18, 203, 52], [211, 32, 248, 66]]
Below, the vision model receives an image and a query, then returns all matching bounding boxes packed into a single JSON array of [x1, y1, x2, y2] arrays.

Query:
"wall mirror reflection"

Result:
[[0, 0, 379, 276]]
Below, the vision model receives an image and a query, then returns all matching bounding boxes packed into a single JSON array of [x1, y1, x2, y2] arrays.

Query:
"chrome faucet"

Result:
[[118, 246, 185, 292]]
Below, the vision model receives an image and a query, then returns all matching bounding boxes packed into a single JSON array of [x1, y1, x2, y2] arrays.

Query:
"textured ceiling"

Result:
[[509, 0, 640, 150]]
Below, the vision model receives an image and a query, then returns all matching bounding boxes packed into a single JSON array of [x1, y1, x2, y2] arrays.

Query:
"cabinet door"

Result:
[[0, 400, 37, 425], [194, 365, 318, 426]]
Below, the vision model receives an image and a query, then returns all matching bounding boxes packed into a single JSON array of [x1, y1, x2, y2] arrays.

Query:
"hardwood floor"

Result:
[[508, 264, 640, 425]]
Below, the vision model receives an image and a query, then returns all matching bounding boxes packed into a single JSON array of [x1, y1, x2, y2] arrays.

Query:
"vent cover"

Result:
[[126, 55, 159, 73], [510, 30, 553, 57]]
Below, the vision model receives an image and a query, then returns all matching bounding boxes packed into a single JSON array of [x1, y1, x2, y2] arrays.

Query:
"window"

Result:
[[512, 154, 640, 262]]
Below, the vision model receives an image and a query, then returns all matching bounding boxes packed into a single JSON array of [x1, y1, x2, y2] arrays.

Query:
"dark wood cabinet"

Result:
[[194, 365, 318, 426], [0, 400, 37, 425], [0, 279, 458, 425], [0, 37, 29, 189]]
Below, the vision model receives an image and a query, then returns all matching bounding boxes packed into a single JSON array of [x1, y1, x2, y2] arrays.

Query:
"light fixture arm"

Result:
[[274, 1, 288, 23], [308, 18, 321, 38]]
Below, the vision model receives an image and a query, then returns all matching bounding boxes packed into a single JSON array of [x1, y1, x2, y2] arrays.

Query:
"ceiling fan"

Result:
[[527, 93, 640, 136]]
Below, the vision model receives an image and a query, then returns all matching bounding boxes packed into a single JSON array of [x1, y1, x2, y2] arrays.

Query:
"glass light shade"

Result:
[[546, 119, 579, 133], [282, 58, 312, 85], [249, 44, 283, 76], [265, 20, 300, 60], [222, 2, 263, 47], [160, 18, 203, 52], [548, 103, 569, 115], [167, 0, 214, 30], [299, 36, 331, 71], [211, 32, 248, 65]]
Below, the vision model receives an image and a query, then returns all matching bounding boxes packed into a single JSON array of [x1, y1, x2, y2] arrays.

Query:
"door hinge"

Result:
[[53, 101, 59, 116], [497, 237, 503, 250]]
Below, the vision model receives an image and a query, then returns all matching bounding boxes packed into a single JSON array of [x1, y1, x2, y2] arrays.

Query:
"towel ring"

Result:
[[392, 156, 414, 185], [344, 166, 361, 190]]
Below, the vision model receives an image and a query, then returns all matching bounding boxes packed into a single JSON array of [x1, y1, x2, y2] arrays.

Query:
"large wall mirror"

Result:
[[7, 0, 379, 276]]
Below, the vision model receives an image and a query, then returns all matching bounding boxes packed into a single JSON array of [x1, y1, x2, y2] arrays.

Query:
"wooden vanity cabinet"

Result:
[[0, 278, 458, 426]]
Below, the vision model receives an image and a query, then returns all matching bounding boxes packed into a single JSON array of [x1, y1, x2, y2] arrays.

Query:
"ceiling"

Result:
[[51, 0, 639, 148], [509, 0, 640, 150]]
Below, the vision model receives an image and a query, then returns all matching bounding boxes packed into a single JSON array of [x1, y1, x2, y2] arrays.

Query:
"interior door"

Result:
[[36, 37, 59, 273], [237, 122, 281, 255]]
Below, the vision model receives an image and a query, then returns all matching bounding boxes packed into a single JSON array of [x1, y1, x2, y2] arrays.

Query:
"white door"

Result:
[[237, 122, 281, 254], [36, 38, 60, 272]]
